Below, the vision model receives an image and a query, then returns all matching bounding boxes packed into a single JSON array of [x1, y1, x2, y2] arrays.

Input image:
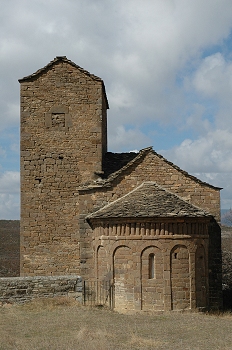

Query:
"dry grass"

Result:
[[0, 297, 232, 350], [0, 226, 232, 349]]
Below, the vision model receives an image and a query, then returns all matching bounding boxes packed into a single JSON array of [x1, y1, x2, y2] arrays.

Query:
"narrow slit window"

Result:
[[149, 253, 155, 279]]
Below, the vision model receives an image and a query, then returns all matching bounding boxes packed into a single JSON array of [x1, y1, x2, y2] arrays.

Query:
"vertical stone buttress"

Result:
[[19, 57, 108, 276]]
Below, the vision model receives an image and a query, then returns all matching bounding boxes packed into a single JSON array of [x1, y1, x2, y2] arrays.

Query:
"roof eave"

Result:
[[87, 214, 212, 223]]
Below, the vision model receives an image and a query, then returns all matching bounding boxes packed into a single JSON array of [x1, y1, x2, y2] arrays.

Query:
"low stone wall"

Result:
[[0, 275, 82, 304]]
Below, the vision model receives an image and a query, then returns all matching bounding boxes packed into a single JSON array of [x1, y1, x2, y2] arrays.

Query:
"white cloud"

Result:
[[1, 1, 232, 130], [161, 129, 232, 173], [161, 129, 232, 209], [10, 142, 20, 154], [0, 171, 20, 194], [0, 171, 20, 219], [108, 125, 152, 152], [0, 103, 20, 131], [183, 104, 211, 134], [175, 121, 232, 217], [0, 193, 19, 219], [108, 83, 134, 111], [189, 53, 232, 132], [192, 53, 232, 102], [1, 1, 232, 216]]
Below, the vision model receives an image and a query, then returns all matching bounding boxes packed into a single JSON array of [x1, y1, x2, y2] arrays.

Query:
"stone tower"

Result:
[[19, 56, 108, 275], [19, 57, 222, 311]]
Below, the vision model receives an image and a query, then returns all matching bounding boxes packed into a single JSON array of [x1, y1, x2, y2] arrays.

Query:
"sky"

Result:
[[1, 0, 232, 219]]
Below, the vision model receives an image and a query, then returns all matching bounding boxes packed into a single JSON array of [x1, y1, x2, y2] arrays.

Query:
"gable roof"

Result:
[[18, 56, 109, 108], [87, 182, 211, 220], [78, 147, 221, 191]]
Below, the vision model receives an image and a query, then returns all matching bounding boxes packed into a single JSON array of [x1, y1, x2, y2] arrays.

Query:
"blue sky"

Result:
[[1, 0, 232, 218]]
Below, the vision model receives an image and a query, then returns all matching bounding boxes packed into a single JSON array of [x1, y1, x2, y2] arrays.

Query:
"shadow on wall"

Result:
[[222, 226, 232, 310], [0, 220, 20, 277], [223, 288, 232, 310]]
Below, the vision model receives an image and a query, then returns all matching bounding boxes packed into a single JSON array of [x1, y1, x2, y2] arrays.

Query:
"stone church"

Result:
[[19, 56, 222, 311]]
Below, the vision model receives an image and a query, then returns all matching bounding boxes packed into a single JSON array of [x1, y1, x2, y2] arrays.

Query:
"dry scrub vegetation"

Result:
[[0, 297, 232, 350]]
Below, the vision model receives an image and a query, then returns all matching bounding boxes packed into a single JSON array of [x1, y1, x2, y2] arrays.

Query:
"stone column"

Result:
[[189, 250, 196, 309], [163, 247, 172, 311]]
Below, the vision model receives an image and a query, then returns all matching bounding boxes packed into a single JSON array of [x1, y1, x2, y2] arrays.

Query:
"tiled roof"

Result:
[[18, 56, 109, 108], [87, 182, 211, 219], [78, 147, 221, 191]]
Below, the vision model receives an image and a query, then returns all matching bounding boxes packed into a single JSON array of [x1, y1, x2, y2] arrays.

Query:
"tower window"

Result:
[[51, 113, 65, 128], [45, 105, 72, 130], [149, 253, 155, 279]]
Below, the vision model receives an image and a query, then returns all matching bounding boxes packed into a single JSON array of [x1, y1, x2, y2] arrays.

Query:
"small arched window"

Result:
[[148, 253, 155, 279]]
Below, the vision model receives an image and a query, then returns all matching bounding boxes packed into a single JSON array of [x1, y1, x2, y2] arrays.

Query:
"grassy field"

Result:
[[0, 224, 232, 349], [0, 298, 232, 350]]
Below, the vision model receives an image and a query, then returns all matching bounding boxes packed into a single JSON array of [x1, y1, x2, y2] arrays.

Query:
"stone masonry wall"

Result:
[[20, 58, 107, 276], [106, 151, 220, 220], [78, 151, 221, 307], [91, 220, 209, 311], [18, 58, 221, 310], [0, 276, 82, 304], [79, 151, 221, 228], [79, 152, 220, 282]]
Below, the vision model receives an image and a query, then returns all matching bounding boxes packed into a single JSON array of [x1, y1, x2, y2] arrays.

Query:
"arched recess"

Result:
[[97, 245, 112, 281], [195, 245, 207, 308], [141, 246, 164, 311], [171, 245, 190, 310], [113, 245, 133, 310]]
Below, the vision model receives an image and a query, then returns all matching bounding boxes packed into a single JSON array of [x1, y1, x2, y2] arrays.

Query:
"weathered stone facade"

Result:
[[20, 56, 108, 275], [0, 276, 82, 304], [20, 57, 222, 311]]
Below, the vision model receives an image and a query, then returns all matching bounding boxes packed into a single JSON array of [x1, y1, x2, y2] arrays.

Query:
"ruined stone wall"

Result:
[[20, 59, 107, 276], [0, 275, 82, 305]]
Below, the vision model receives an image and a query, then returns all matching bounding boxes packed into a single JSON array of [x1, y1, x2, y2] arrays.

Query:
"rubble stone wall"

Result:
[[0, 275, 82, 304]]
